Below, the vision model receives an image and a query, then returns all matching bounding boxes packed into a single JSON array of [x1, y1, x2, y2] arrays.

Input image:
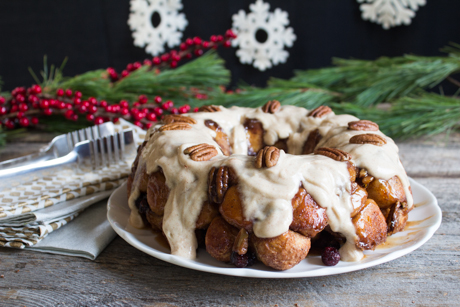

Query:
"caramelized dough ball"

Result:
[[350, 182, 368, 218], [251, 230, 311, 271], [352, 199, 387, 250], [127, 174, 134, 198], [195, 201, 219, 229], [273, 138, 288, 152], [366, 175, 406, 209], [147, 170, 170, 216], [290, 187, 328, 238], [146, 209, 163, 231], [204, 120, 231, 156], [244, 118, 264, 156], [386, 201, 411, 236], [205, 216, 239, 262], [138, 168, 149, 193], [219, 185, 253, 232]]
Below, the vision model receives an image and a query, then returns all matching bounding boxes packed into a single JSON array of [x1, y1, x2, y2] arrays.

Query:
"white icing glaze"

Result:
[[128, 105, 412, 263]]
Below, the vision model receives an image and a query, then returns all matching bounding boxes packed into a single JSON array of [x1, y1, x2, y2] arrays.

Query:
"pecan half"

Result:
[[255, 146, 280, 168], [163, 114, 197, 125], [159, 122, 192, 132], [198, 105, 221, 112], [348, 120, 379, 131], [208, 166, 236, 204], [232, 228, 249, 255], [302, 129, 322, 154], [349, 133, 387, 146], [308, 106, 332, 118], [184, 143, 218, 161], [261, 100, 281, 114], [315, 147, 351, 162]]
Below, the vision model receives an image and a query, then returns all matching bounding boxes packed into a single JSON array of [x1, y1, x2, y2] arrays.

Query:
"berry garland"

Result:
[[0, 30, 237, 131]]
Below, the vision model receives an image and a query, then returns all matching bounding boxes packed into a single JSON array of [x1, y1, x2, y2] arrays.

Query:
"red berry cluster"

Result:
[[0, 86, 199, 130], [106, 29, 237, 81]]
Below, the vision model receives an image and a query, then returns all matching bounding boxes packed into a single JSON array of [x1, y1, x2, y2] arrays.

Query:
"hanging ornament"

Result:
[[357, 0, 426, 30], [231, 0, 296, 71], [128, 0, 188, 56]]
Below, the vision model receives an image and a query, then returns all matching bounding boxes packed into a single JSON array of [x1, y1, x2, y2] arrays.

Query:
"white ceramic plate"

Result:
[[107, 178, 441, 278]]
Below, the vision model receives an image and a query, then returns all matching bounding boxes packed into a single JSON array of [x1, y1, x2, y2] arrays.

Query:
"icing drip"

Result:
[[128, 105, 412, 262]]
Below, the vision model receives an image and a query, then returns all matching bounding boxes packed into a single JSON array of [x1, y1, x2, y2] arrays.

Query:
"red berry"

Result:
[[144, 122, 153, 129], [119, 100, 129, 108], [193, 37, 202, 45], [153, 107, 163, 116], [79, 105, 88, 113], [11, 105, 18, 112], [321, 247, 340, 266], [74, 91, 82, 98], [0, 97, 5, 104], [66, 103, 73, 109], [16, 95, 25, 103], [94, 117, 104, 125], [153, 57, 161, 65], [107, 67, 116, 74], [133, 121, 143, 128], [31, 117, 39, 125], [225, 29, 237, 38], [28, 95, 38, 103], [112, 117, 119, 123], [0, 107, 6, 115], [161, 54, 170, 62], [130, 108, 139, 116], [99, 100, 108, 108], [88, 97, 97, 105], [43, 108, 53, 116], [56, 88, 64, 96], [194, 49, 204, 57], [105, 105, 113, 113], [185, 53, 192, 59], [171, 107, 179, 114], [193, 107, 199, 112], [170, 61, 178, 68], [216, 35, 223, 42], [71, 114, 78, 121], [88, 105, 98, 114], [86, 114, 95, 121], [138, 95, 148, 104], [74, 98, 82, 105], [143, 59, 152, 66], [120, 108, 129, 116], [180, 42, 187, 50], [161, 100, 173, 110], [19, 103, 28, 112], [82, 101, 90, 108], [5, 120, 15, 129], [223, 40, 232, 48], [133, 102, 140, 107], [64, 110, 74, 119], [146, 113, 157, 121], [133, 62, 142, 70], [17, 112, 25, 118], [210, 35, 218, 42], [126, 63, 134, 71], [50, 99, 58, 107], [19, 117, 29, 127], [31, 85, 42, 94], [32, 102, 40, 109], [65, 89, 73, 97], [178, 106, 188, 114], [133, 111, 145, 121], [154, 96, 162, 104], [121, 70, 129, 78], [58, 101, 66, 109], [186, 38, 193, 46], [202, 41, 210, 48]]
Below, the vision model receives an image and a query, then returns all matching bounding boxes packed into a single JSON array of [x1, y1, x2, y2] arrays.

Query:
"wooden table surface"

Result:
[[0, 133, 459, 307]]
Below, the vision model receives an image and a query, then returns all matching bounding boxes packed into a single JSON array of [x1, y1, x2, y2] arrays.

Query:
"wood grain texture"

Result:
[[0, 137, 458, 307]]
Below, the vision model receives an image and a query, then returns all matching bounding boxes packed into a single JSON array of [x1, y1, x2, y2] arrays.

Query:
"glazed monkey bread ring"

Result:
[[127, 102, 413, 271]]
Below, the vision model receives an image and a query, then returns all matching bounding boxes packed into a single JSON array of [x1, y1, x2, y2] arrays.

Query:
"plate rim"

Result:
[[107, 178, 442, 278]]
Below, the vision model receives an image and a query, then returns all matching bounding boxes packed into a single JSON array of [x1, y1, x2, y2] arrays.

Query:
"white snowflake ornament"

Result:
[[357, 0, 426, 30], [128, 0, 188, 56], [231, 0, 296, 71]]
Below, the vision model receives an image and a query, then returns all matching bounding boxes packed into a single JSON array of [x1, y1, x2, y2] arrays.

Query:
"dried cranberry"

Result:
[[321, 247, 340, 266], [230, 250, 257, 268]]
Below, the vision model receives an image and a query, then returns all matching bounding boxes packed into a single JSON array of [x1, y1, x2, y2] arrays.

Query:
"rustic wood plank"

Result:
[[0, 176, 457, 307]]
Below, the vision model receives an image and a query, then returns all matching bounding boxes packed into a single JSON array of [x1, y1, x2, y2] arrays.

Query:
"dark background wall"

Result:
[[0, 0, 459, 91]]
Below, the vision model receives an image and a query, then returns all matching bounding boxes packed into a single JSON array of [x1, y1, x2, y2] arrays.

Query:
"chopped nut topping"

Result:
[[198, 105, 221, 112], [208, 166, 236, 204], [163, 114, 197, 125], [159, 122, 192, 132], [302, 129, 322, 154]]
